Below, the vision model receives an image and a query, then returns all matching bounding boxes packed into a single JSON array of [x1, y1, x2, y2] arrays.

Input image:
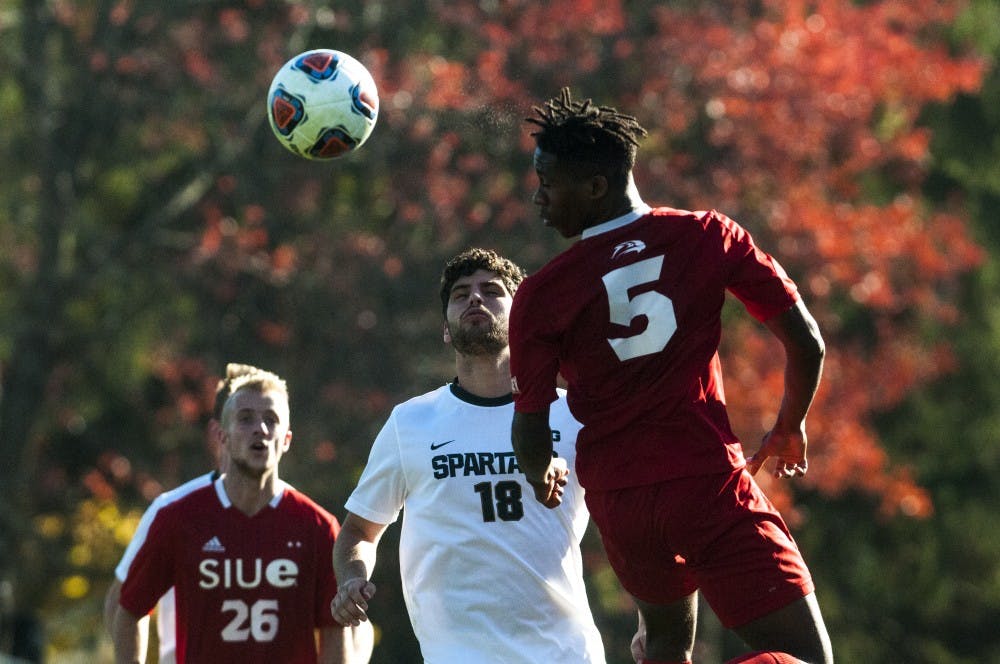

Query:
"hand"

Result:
[[331, 577, 376, 627], [746, 424, 808, 479], [630, 610, 646, 662], [526, 457, 570, 508]]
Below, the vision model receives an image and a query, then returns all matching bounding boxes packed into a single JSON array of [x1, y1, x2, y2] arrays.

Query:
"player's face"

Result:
[[222, 388, 292, 478], [444, 269, 512, 356], [532, 148, 600, 238]]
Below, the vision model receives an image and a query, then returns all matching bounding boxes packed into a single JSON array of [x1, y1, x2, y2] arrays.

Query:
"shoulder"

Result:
[[647, 206, 735, 233], [144, 483, 216, 536], [388, 384, 452, 418], [279, 486, 339, 528], [158, 482, 216, 513], [152, 471, 217, 508]]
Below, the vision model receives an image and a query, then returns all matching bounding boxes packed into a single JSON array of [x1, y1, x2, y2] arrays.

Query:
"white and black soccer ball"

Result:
[[267, 49, 379, 160]]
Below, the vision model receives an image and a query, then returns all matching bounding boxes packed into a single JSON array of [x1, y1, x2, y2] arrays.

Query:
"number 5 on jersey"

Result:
[[602, 256, 677, 361]]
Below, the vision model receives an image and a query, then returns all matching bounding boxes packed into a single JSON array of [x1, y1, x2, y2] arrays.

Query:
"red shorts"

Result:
[[584, 468, 814, 629]]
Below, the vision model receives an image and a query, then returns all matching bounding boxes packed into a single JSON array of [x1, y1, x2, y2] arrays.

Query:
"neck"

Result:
[[454, 350, 512, 399], [222, 466, 280, 517], [590, 174, 645, 230]]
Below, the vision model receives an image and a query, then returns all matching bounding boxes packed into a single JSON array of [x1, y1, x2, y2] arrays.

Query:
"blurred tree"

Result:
[[0, 0, 994, 662], [797, 1, 1000, 661]]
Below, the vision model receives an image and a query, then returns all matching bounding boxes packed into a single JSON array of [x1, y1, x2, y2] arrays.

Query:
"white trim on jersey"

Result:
[[345, 384, 605, 664], [115, 472, 218, 581], [212, 476, 288, 509], [114, 471, 217, 662], [581, 202, 652, 239]]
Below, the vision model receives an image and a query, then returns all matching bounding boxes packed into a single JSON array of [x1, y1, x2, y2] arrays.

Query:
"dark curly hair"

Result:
[[526, 87, 647, 188], [439, 248, 525, 317]]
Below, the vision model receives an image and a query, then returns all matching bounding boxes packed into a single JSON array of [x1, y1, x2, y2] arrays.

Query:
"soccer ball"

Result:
[[267, 49, 379, 160]]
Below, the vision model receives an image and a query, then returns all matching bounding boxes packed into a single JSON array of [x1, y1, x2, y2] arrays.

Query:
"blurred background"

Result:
[[1, 0, 998, 662]]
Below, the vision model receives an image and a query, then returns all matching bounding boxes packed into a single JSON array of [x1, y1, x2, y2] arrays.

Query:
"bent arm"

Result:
[[111, 604, 148, 664], [103, 578, 122, 636], [331, 513, 388, 626], [765, 298, 825, 429], [747, 299, 826, 477], [512, 408, 567, 507], [511, 408, 554, 484], [103, 579, 153, 655]]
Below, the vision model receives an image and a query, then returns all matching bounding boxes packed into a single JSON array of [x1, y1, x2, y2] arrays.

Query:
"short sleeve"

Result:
[[115, 494, 169, 581], [344, 411, 407, 525], [118, 509, 176, 617], [717, 213, 799, 321], [509, 277, 561, 413]]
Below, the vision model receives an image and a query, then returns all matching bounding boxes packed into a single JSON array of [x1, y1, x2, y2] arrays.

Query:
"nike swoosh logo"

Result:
[[430, 439, 455, 450]]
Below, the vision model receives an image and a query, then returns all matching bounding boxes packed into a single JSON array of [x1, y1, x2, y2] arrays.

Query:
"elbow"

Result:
[[811, 330, 826, 363]]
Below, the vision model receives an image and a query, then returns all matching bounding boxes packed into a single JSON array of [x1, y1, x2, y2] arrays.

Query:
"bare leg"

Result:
[[632, 592, 698, 663], [732, 592, 833, 664]]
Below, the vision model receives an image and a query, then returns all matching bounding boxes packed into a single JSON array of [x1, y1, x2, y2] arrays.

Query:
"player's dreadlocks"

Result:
[[526, 87, 648, 187]]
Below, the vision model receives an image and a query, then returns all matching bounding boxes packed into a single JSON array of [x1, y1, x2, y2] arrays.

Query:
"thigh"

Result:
[[693, 470, 815, 629], [584, 482, 699, 604]]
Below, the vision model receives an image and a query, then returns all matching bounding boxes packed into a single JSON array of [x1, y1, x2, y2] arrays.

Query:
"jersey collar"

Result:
[[214, 476, 287, 509], [581, 203, 652, 240], [449, 380, 514, 407]]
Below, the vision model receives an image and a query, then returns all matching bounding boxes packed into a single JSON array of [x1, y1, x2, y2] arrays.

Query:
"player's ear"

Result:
[[443, 322, 452, 345], [589, 174, 609, 200], [282, 430, 293, 452], [211, 419, 229, 447]]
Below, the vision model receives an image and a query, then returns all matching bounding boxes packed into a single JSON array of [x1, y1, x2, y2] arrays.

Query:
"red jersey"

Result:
[[119, 479, 341, 664], [510, 206, 799, 490]]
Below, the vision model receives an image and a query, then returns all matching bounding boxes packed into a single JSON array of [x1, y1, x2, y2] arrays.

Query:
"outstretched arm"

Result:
[[512, 408, 568, 507], [331, 513, 388, 627], [746, 299, 825, 478]]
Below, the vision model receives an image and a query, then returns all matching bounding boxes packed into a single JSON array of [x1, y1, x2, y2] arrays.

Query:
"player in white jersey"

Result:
[[332, 248, 605, 664], [104, 363, 256, 662]]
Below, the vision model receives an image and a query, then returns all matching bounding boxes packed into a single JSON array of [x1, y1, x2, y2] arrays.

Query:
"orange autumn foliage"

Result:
[[407, 0, 985, 517]]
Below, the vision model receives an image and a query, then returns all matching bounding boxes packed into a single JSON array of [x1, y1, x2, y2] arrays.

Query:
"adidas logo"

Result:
[[202, 536, 225, 553]]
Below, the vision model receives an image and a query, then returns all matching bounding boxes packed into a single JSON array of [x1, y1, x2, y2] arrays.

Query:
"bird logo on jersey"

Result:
[[611, 240, 646, 260]]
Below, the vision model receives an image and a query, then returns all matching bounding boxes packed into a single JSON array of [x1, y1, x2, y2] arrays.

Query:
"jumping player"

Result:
[[509, 88, 833, 664], [112, 369, 372, 663], [331, 248, 606, 663]]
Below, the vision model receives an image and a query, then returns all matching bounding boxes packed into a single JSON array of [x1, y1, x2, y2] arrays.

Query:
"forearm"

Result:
[[103, 580, 122, 636], [333, 530, 378, 584], [111, 605, 147, 664], [511, 409, 554, 483], [317, 623, 375, 664], [766, 300, 825, 429]]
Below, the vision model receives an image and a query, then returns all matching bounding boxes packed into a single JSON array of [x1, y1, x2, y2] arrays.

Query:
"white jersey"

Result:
[[115, 471, 217, 664], [345, 384, 605, 664]]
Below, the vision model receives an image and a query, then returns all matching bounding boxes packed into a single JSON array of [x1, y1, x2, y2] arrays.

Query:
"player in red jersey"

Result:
[[509, 88, 833, 664], [112, 369, 373, 664], [104, 362, 256, 664]]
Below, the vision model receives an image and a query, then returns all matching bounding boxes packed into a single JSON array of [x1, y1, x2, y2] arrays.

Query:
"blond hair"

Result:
[[220, 369, 289, 427]]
